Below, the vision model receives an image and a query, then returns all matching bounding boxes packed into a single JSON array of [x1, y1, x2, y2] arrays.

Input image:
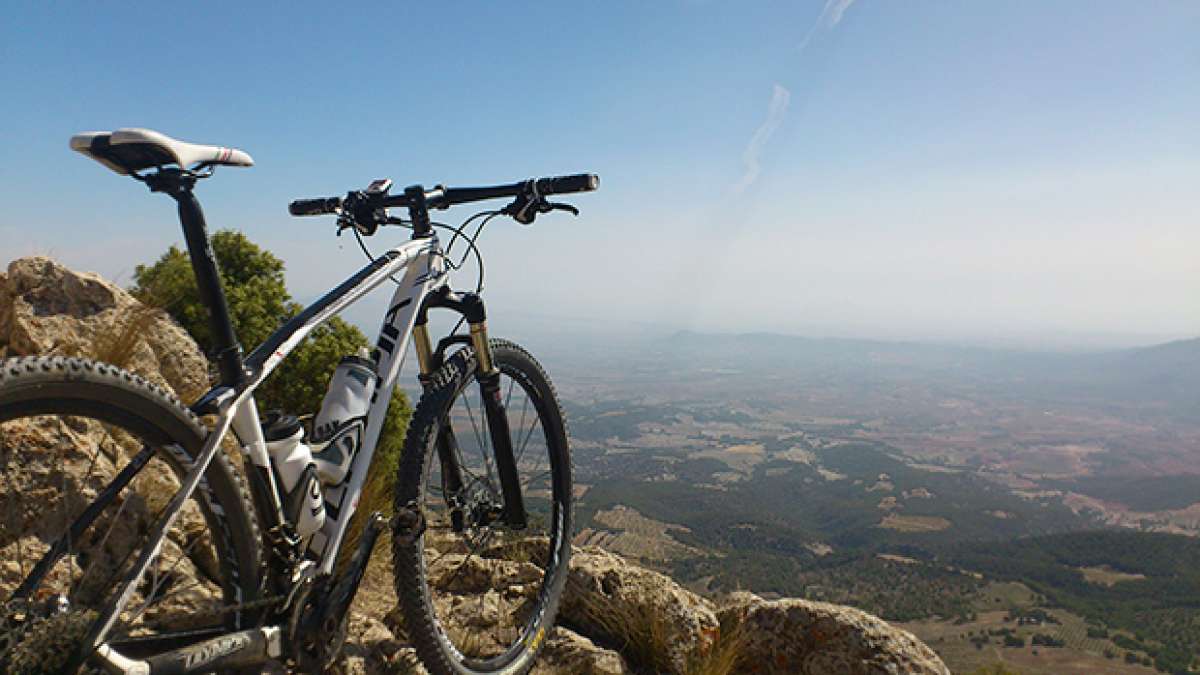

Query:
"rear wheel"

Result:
[[0, 357, 263, 674], [393, 340, 572, 675]]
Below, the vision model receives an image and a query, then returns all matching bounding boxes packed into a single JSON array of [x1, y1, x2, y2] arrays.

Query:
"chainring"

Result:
[[287, 577, 348, 674]]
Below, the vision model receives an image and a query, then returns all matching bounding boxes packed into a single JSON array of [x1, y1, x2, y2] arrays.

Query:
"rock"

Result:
[[339, 613, 423, 675], [561, 546, 719, 675], [0, 256, 211, 399], [716, 592, 951, 675], [0, 257, 225, 660], [532, 627, 632, 675]]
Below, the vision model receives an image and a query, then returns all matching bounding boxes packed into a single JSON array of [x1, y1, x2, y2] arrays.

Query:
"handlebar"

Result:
[[288, 197, 343, 216], [287, 173, 599, 218]]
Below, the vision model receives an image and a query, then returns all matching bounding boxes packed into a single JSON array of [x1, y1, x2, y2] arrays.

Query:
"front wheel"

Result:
[[393, 339, 572, 675]]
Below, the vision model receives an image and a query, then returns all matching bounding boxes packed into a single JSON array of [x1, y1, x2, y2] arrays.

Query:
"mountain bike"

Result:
[[0, 128, 597, 674]]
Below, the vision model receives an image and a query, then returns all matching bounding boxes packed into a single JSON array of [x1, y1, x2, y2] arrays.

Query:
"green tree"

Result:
[[132, 230, 411, 518], [132, 230, 292, 354]]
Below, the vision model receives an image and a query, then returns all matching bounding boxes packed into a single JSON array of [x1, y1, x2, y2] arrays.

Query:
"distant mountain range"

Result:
[[668, 330, 1200, 420]]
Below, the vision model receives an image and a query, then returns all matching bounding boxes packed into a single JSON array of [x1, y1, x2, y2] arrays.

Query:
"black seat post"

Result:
[[148, 170, 245, 387]]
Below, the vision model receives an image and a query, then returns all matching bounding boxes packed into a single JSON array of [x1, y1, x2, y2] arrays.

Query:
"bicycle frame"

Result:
[[245, 236, 446, 572], [86, 236, 448, 662]]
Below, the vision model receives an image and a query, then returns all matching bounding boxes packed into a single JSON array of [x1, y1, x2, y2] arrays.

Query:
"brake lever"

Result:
[[502, 194, 580, 224], [542, 201, 579, 217]]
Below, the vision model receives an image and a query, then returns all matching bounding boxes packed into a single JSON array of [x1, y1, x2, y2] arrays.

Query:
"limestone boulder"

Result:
[[716, 591, 951, 675], [561, 545, 719, 675]]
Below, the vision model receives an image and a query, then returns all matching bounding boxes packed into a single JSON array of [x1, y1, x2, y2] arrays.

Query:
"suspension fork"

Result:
[[415, 322, 467, 513], [415, 289, 527, 530], [471, 320, 528, 530]]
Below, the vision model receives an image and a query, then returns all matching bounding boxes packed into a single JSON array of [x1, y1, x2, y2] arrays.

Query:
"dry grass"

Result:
[[1078, 565, 1146, 587], [87, 305, 161, 369], [574, 591, 675, 674], [575, 590, 749, 675], [336, 443, 400, 575], [877, 513, 952, 532], [685, 612, 749, 675]]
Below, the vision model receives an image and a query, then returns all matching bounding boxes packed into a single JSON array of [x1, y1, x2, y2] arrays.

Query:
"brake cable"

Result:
[[349, 211, 492, 295]]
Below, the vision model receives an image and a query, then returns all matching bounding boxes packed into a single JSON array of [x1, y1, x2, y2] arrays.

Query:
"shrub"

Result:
[[1002, 634, 1025, 647]]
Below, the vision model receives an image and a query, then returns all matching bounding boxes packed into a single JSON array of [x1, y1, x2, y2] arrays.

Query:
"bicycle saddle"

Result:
[[70, 127, 254, 175]]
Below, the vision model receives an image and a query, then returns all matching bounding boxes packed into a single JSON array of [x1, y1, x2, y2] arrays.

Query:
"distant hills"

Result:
[[668, 330, 1200, 421]]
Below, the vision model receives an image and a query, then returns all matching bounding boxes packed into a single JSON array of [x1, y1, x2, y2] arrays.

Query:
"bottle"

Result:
[[311, 349, 377, 485], [262, 412, 326, 538]]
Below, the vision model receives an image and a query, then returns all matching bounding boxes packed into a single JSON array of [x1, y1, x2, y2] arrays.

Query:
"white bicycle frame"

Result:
[[244, 236, 446, 571], [90, 235, 447, 655]]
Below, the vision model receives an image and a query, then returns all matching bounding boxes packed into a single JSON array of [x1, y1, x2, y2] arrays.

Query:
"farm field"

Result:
[[902, 582, 1161, 674]]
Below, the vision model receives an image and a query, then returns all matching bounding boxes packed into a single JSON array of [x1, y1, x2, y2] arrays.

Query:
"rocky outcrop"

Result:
[[0, 256, 210, 399], [0, 257, 950, 675], [716, 592, 951, 675], [532, 627, 632, 675], [0, 258, 224, 658], [561, 546, 718, 675]]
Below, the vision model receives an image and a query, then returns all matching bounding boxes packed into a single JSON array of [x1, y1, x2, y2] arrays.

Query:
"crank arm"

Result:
[[94, 626, 282, 675]]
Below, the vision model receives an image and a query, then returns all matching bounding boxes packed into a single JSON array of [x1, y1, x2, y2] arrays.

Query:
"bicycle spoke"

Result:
[[17, 442, 155, 601], [477, 390, 499, 482], [445, 427, 482, 486], [521, 469, 553, 493], [61, 447, 72, 595], [136, 576, 217, 620], [439, 528, 495, 591], [3, 465, 28, 580], [461, 393, 497, 485], [514, 408, 541, 465], [74, 492, 132, 593], [460, 395, 487, 460], [514, 393, 529, 456], [62, 425, 119, 597], [426, 545, 458, 571], [81, 424, 118, 496], [127, 526, 205, 626]]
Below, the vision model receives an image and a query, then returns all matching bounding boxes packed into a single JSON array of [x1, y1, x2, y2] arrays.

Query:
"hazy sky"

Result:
[[2, 2, 1196, 349]]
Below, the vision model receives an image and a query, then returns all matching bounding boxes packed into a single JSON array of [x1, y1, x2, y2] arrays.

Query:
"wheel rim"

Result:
[[0, 411, 241, 670], [415, 359, 567, 668]]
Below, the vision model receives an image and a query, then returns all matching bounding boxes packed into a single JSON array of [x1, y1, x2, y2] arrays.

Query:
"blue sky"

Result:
[[2, 2, 1197, 348]]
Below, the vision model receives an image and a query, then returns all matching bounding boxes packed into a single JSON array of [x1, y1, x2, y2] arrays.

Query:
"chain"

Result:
[[189, 592, 291, 621], [1, 592, 291, 656]]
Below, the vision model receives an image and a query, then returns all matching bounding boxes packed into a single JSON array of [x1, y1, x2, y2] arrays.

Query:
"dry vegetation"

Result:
[[1078, 566, 1147, 587], [877, 513, 952, 532]]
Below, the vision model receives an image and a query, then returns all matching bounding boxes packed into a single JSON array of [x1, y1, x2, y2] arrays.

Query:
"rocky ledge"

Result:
[[0, 257, 948, 675]]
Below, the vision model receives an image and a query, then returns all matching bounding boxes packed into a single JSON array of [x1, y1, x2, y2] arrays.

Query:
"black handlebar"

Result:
[[288, 197, 343, 216], [533, 173, 600, 195], [288, 173, 599, 218]]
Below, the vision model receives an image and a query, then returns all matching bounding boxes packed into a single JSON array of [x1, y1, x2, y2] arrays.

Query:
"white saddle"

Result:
[[71, 128, 254, 175]]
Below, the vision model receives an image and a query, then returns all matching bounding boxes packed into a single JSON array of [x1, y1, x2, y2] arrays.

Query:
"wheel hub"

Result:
[[462, 479, 503, 529]]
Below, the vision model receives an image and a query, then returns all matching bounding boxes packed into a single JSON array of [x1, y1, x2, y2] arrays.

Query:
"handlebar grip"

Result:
[[288, 197, 342, 216], [534, 174, 600, 196]]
